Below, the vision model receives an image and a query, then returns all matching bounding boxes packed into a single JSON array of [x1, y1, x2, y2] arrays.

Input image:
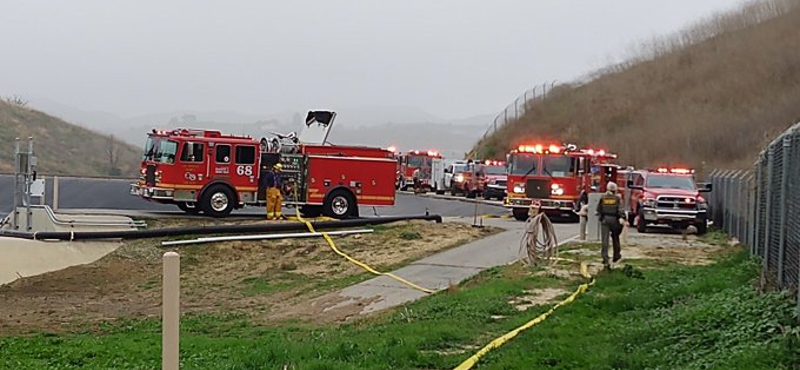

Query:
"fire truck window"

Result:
[[216, 145, 231, 163], [407, 156, 432, 167], [235, 146, 256, 165], [180, 142, 205, 163], [542, 156, 576, 177], [142, 137, 157, 161], [634, 174, 644, 186], [509, 154, 538, 175], [158, 140, 178, 165]]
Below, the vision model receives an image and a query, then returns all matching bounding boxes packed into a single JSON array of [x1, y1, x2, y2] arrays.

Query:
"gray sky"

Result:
[[1, 0, 745, 120]]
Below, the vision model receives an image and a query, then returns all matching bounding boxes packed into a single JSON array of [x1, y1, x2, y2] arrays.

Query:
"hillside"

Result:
[[0, 100, 141, 177], [474, 0, 800, 171]]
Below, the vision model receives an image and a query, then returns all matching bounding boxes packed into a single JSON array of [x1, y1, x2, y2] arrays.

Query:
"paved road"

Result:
[[316, 217, 580, 315], [0, 175, 508, 218]]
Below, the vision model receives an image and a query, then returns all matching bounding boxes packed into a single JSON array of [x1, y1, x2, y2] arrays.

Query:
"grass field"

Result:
[[1, 247, 797, 370]]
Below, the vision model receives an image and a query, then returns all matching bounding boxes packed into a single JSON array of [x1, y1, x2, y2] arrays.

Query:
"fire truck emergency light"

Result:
[[387, 146, 397, 153], [655, 167, 695, 174]]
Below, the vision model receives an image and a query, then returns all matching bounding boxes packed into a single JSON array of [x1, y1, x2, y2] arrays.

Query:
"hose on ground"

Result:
[[0, 214, 443, 241], [519, 211, 559, 266]]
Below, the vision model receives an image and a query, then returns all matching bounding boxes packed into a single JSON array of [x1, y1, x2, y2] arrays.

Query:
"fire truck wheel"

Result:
[[200, 185, 235, 218], [323, 189, 357, 219], [177, 202, 201, 215], [300, 205, 323, 218], [466, 190, 477, 199], [512, 209, 528, 221]]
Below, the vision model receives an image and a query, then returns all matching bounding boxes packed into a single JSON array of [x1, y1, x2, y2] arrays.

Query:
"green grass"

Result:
[[1, 250, 797, 370]]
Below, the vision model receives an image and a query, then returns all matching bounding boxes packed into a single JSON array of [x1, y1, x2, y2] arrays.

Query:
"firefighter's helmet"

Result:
[[274, 163, 283, 171]]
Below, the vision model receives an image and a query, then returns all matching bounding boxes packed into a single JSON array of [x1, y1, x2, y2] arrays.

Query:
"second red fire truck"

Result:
[[130, 111, 397, 218], [504, 143, 619, 221], [396, 150, 443, 192]]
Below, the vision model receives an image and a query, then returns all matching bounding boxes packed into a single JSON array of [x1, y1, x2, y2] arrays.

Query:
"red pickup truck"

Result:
[[627, 167, 712, 234]]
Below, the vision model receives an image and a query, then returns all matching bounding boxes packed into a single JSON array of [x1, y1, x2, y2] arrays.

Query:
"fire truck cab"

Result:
[[626, 167, 712, 234], [504, 144, 618, 221], [131, 111, 397, 219]]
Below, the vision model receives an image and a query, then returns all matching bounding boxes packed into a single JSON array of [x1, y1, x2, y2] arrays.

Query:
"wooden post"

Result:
[[53, 176, 59, 211], [162, 252, 180, 370]]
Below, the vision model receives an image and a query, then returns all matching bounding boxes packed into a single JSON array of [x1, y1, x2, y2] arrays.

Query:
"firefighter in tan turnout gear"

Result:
[[262, 163, 285, 220], [596, 182, 624, 268]]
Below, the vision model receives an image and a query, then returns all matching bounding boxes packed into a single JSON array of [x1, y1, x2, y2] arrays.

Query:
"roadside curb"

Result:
[[399, 191, 505, 207]]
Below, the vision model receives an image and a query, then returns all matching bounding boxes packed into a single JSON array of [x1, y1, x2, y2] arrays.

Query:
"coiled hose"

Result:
[[519, 211, 559, 266]]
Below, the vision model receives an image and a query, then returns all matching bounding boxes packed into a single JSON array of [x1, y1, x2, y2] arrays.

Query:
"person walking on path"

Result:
[[596, 181, 624, 268]]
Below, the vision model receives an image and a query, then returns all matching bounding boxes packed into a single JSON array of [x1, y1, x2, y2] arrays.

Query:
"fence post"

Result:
[[753, 158, 763, 257], [163, 252, 180, 370], [763, 146, 775, 274], [776, 136, 791, 286]]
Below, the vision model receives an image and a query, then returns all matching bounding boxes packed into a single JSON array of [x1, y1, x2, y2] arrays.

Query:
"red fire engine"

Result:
[[397, 150, 443, 191], [504, 143, 619, 221], [130, 111, 397, 218]]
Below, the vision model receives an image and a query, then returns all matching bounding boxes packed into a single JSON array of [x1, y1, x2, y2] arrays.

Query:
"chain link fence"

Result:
[[479, 81, 558, 141], [707, 121, 799, 313]]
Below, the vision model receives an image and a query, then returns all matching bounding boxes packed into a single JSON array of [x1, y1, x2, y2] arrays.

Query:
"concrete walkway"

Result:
[[318, 217, 580, 315]]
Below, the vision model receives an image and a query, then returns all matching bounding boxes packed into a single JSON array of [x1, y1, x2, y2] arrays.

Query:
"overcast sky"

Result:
[[1, 0, 745, 120]]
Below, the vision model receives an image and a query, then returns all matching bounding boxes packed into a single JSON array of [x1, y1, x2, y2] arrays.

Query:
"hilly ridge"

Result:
[[0, 100, 141, 177], [474, 0, 800, 171]]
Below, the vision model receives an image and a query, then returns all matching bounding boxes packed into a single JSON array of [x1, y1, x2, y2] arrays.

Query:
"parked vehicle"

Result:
[[626, 167, 711, 234], [505, 144, 619, 221], [480, 161, 508, 200], [397, 150, 443, 192], [130, 111, 397, 219]]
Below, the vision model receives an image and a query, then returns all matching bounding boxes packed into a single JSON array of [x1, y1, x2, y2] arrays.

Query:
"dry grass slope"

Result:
[[0, 100, 141, 177], [475, 0, 800, 171]]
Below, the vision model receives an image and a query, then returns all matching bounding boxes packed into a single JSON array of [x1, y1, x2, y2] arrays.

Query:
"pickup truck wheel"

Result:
[[466, 190, 477, 199], [636, 209, 647, 233], [323, 189, 357, 219], [200, 185, 235, 218], [696, 219, 708, 235]]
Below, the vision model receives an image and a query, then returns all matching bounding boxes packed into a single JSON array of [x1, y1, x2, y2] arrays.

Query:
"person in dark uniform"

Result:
[[596, 181, 624, 267]]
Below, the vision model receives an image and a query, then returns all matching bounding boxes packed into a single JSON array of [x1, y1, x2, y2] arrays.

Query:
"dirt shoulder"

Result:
[[0, 220, 499, 335]]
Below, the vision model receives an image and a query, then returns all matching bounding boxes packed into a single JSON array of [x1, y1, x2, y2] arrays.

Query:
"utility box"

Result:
[[30, 179, 45, 198], [586, 193, 602, 242]]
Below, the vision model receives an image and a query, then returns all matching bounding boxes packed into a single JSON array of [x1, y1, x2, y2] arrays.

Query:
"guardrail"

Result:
[[707, 121, 799, 314]]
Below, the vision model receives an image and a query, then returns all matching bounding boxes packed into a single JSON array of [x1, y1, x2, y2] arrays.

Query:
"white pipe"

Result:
[[161, 229, 374, 246]]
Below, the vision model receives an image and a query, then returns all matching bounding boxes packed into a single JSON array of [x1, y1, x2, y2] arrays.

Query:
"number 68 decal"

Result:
[[236, 165, 253, 176]]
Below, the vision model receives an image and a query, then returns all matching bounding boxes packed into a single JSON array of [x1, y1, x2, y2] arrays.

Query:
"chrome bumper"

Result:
[[130, 183, 175, 200], [505, 197, 575, 211], [642, 207, 707, 222]]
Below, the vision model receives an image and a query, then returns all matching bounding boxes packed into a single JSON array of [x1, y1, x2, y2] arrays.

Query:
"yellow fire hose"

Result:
[[452, 210, 595, 370], [291, 186, 435, 294]]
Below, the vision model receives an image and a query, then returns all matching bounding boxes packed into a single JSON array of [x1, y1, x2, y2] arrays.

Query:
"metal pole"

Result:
[[53, 176, 60, 211], [12, 138, 20, 230], [763, 146, 775, 274], [162, 252, 180, 370], [26, 137, 33, 231], [776, 137, 791, 286]]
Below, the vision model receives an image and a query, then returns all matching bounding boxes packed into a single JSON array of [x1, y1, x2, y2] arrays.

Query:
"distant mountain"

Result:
[[28, 100, 494, 159], [0, 100, 141, 177]]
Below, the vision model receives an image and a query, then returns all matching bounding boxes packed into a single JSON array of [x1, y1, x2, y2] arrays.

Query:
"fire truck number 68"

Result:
[[236, 165, 253, 176]]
